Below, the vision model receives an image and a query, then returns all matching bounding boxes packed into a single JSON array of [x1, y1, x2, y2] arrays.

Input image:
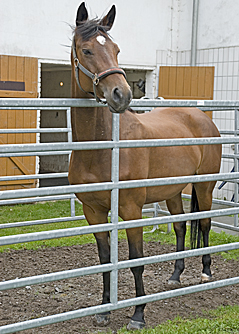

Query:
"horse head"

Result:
[[72, 2, 132, 113]]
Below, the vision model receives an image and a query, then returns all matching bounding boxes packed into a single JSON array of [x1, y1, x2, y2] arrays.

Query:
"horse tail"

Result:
[[190, 185, 202, 249]]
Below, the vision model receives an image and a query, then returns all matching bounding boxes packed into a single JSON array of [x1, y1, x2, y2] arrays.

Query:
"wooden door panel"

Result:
[[0, 55, 38, 190], [158, 66, 214, 101]]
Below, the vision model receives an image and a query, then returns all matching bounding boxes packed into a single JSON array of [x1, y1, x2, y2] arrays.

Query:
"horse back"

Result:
[[129, 107, 220, 140]]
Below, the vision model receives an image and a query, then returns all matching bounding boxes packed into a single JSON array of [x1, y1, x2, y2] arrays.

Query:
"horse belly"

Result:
[[145, 146, 201, 203], [145, 184, 187, 204]]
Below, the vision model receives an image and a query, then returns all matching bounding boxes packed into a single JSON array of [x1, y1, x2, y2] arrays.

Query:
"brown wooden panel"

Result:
[[17, 56, 25, 82], [175, 67, 185, 97], [0, 55, 38, 190], [183, 68, 192, 97], [0, 91, 37, 98], [168, 67, 177, 97], [8, 56, 17, 81], [0, 56, 9, 81], [158, 66, 214, 101], [0, 56, 38, 97], [198, 67, 206, 98], [0, 180, 34, 186]]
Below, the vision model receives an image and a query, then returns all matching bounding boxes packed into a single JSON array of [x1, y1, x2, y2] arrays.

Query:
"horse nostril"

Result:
[[112, 87, 123, 103]]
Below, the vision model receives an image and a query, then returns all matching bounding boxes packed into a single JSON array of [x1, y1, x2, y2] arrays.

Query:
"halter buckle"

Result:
[[93, 74, 100, 86], [74, 58, 79, 68]]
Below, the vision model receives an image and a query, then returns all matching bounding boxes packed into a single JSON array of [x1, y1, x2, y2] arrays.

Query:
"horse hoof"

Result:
[[201, 273, 213, 283], [168, 279, 181, 286], [93, 313, 110, 327], [127, 319, 146, 330]]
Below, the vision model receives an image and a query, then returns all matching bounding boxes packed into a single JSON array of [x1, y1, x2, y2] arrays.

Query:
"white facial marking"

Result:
[[96, 35, 106, 45]]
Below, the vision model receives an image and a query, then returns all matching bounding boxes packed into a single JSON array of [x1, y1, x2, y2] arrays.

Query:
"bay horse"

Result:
[[68, 2, 222, 330]]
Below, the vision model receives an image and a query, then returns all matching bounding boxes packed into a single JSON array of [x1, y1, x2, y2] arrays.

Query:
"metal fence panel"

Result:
[[1, 98, 239, 333]]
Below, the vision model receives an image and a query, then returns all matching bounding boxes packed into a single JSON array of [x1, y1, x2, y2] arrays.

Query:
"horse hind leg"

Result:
[[166, 192, 186, 285], [193, 182, 215, 283]]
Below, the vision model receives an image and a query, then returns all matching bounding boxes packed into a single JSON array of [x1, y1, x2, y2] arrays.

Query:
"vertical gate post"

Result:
[[110, 113, 120, 304], [67, 107, 76, 218], [234, 108, 239, 227]]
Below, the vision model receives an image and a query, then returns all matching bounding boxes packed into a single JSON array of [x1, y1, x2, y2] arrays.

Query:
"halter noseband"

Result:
[[72, 38, 127, 104]]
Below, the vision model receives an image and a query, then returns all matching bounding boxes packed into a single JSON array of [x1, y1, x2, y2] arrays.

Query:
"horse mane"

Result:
[[74, 18, 110, 41]]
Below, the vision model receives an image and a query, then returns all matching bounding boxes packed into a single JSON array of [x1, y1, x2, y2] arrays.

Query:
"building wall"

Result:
[[0, 0, 175, 68], [1, 1, 239, 73]]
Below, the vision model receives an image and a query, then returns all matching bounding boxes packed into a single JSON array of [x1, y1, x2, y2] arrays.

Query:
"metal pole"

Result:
[[190, 0, 199, 66], [234, 109, 239, 226], [66, 107, 75, 218], [110, 113, 119, 305]]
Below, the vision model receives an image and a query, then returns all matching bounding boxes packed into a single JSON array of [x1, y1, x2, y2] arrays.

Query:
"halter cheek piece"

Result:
[[72, 38, 127, 104]]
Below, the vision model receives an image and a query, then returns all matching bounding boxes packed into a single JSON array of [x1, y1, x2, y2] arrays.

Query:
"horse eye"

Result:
[[82, 49, 93, 56]]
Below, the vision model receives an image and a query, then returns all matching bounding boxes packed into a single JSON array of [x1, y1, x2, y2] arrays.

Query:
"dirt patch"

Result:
[[1, 240, 239, 333]]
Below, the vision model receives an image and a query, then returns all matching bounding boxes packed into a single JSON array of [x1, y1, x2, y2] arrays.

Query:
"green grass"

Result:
[[114, 305, 239, 334]]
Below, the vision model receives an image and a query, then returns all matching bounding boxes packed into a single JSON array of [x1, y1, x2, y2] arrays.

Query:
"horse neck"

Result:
[[71, 83, 112, 142]]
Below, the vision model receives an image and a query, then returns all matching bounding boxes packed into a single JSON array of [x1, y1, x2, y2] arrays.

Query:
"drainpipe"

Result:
[[190, 0, 199, 66]]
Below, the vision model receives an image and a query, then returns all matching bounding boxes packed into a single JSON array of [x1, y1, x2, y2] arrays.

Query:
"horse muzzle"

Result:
[[106, 85, 132, 114]]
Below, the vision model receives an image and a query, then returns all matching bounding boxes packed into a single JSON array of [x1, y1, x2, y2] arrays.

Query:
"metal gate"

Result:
[[0, 98, 239, 333]]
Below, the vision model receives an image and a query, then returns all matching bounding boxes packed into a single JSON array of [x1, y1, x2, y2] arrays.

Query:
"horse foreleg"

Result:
[[82, 204, 111, 326], [93, 231, 111, 326], [126, 227, 146, 330], [166, 194, 186, 285]]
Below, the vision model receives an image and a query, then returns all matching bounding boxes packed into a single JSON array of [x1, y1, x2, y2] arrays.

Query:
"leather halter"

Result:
[[72, 38, 127, 104]]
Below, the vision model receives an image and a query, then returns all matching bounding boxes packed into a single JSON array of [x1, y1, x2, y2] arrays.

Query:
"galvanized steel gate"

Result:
[[1, 98, 239, 333]]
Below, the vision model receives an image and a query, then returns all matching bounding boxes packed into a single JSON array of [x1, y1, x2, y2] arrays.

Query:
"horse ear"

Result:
[[76, 2, 88, 26], [100, 5, 116, 30]]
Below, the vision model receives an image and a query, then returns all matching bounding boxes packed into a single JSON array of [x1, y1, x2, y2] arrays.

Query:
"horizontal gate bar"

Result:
[[0, 172, 239, 200], [0, 215, 85, 229], [0, 194, 74, 206], [211, 220, 239, 232], [0, 204, 155, 230], [0, 172, 68, 182], [182, 193, 239, 207], [1, 207, 239, 246], [0, 128, 69, 133], [0, 136, 238, 155], [0, 151, 71, 158], [1, 98, 239, 108], [1, 275, 239, 334]]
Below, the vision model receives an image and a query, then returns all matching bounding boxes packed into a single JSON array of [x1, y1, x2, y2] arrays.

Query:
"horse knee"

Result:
[[173, 221, 186, 236], [130, 265, 144, 278], [95, 232, 110, 264]]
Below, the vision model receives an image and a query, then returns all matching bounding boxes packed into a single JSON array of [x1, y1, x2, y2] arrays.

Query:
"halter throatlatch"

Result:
[[72, 38, 127, 104]]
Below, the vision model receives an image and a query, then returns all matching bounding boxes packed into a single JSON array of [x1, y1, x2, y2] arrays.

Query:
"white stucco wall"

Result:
[[1, 1, 239, 66], [0, 0, 174, 67], [176, 0, 239, 52], [197, 0, 239, 50]]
